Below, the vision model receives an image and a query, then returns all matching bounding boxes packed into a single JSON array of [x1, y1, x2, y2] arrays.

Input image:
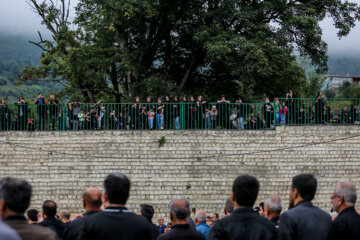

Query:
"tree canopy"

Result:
[[22, 0, 360, 102]]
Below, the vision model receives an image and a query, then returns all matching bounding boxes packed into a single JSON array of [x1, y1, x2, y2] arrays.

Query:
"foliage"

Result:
[[22, 0, 360, 102], [158, 136, 166, 148]]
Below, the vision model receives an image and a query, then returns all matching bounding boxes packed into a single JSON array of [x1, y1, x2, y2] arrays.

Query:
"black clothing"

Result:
[[0, 103, 10, 130], [81, 206, 152, 240], [328, 207, 360, 240], [208, 208, 276, 240], [270, 216, 280, 228], [278, 201, 331, 240], [164, 101, 171, 129], [16, 101, 28, 130], [157, 224, 204, 240], [63, 211, 99, 240], [131, 104, 140, 129], [38, 217, 65, 238], [149, 222, 160, 240]]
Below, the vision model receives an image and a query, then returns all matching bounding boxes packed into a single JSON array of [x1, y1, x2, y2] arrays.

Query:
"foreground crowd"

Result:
[[0, 173, 359, 240]]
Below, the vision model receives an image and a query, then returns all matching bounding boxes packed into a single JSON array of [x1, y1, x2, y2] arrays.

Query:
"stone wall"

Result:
[[1, 126, 359, 220]]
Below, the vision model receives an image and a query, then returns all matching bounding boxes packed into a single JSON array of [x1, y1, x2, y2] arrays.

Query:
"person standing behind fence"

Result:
[[164, 96, 171, 129], [235, 98, 245, 130], [97, 103, 105, 130], [173, 96, 181, 130], [263, 98, 273, 129], [131, 97, 141, 129], [34, 94, 48, 130], [315, 91, 325, 124], [15, 96, 28, 130], [156, 98, 164, 129], [217, 96, 230, 129], [48, 95, 59, 131]]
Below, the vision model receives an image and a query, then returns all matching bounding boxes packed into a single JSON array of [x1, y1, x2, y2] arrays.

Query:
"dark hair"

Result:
[[140, 204, 154, 222], [225, 197, 234, 214], [232, 175, 259, 207], [104, 173, 130, 205], [213, 213, 219, 219], [42, 200, 57, 218], [292, 174, 317, 201], [0, 177, 32, 213], [27, 209, 39, 221], [259, 202, 264, 210]]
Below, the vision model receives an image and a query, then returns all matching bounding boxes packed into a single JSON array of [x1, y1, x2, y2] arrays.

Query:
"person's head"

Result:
[[221, 95, 225, 101], [266, 98, 270, 103], [174, 96, 178, 102], [19, 96, 24, 101], [224, 197, 234, 216], [264, 195, 282, 220], [81, 109, 84, 113], [82, 187, 102, 212], [212, 105, 216, 110], [50, 95, 55, 100], [192, 207, 196, 214], [157, 98, 162, 103], [0, 177, 32, 219], [231, 175, 259, 208], [289, 174, 317, 208], [344, 107, 348, 111], [1, 98, 5, 104], [211, 213, 219, 223], [147, 96, 151, 102], [157, 217, 164, 226], [104, 173, 130, 205], [59, 210, 71, 223], [190, 96, 194, 102], [139, 204, 154, 222], [38, 93, 42, 97], [282, 102, 286, 107], [206, 216, 211, 226], [183, 96, 187, 102], [26, 209, 39, 223], [275, 98, 279, 104], [237, 98, 242, 103], [258, 202, 264, 216], [165, 96, 170, 102], [197, 96, 202, 101], [194, 210, 207, 225], [135, 96, 139, 102], [331, 181, 357, 213], [42, 200, 57, 219], [168, 198, 190, 223]]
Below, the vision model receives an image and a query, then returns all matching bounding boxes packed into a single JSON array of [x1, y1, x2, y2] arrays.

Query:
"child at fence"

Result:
[[78, 109, 85, 130], [280, 102, 288, 125], [148, 108, 155, 129], [274, 98, 280, 125]]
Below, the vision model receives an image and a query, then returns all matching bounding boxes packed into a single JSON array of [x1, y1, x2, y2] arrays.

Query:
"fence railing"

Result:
[[0, 102, 275, 131], [276, 98, 360, 125]]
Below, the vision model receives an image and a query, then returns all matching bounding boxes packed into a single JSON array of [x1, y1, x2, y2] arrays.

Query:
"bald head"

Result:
[[194, 210, 207, 224], [83, 188, 102, 211], [169, 198, 190, 220], [264, 195, 282, 219]]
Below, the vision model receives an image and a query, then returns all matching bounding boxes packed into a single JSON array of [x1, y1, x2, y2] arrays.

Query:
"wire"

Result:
[[1, 131, 360, 160]]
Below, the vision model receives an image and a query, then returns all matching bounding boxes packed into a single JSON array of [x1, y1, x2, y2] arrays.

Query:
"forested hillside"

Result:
[[0, 34, 62, 103]]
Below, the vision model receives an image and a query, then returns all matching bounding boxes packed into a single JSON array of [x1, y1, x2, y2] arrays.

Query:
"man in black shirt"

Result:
[[81, 173, 152, 240], [164, 96, 172, 129], [329, 181, 360, 240], [34, 93, 48, 130], [38, 200, 65, 238], [209, 175, 276, 240], [139, 204, 160, 240], [63, 187, 102, 240], [48, 95, 59, 131], [131, 97, 141, 129], [158, 198, 204, 240]]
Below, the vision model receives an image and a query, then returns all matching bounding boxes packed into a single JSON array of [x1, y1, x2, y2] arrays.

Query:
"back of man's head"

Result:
[[59, 210, 70, 221], [27, 209, 39, 222], [264, 195, 282, 215], [83, 188, 102, 210], [169, 198, 190, 220], [336, 181, 357, 205], [292, 174, 317, 201], [232, 175, 259, 207], [140, 204, 154, 222], [0, 177, 32, 214], [104, 173, 130, 205], [194, 211, 207, 223], [225, 197, 234, 215], [42, 200, 57, 218]]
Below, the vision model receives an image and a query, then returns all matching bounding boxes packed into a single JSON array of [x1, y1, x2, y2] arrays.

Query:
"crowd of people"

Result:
[[1, 91, 360, 131], [0, 173, 359, 240]]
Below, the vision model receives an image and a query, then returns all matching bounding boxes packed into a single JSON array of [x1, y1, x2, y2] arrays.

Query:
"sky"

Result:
[[0, 0, 360, 54]]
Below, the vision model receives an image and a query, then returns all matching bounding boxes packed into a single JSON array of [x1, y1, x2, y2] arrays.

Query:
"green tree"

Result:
[[23, 0, 360, 102]]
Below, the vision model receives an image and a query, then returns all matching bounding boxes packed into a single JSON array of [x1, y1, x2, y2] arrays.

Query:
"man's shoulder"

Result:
[[282, 204, 331, 221], [0, 222, 21, 240]]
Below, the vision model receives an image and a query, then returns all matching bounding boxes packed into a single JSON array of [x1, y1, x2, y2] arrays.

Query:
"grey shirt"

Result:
[[0, 220, 21, 240]]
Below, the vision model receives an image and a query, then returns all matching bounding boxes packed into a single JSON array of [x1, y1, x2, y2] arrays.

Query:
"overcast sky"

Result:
[[1, 0, 360, 54]]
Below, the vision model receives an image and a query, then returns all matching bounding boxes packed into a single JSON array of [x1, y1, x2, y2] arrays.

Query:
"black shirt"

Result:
[[38, 217, 65, 238], [328, 207, 360, 240], [157, 224, 204, 240], [209, 208, 276, 240], [80, 206, 152, 240], [63, 211, 99, 240]]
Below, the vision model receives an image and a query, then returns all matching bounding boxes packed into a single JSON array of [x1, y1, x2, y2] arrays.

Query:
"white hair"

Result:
[[194, 211, 206, 222], [264, 195, 282, 214], [336, 181, 357, 205]]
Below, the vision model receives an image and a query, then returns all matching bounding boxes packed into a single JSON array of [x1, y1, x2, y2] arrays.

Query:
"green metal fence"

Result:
[[0, 102, 275, 131], [276, 98, 360, 125]]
